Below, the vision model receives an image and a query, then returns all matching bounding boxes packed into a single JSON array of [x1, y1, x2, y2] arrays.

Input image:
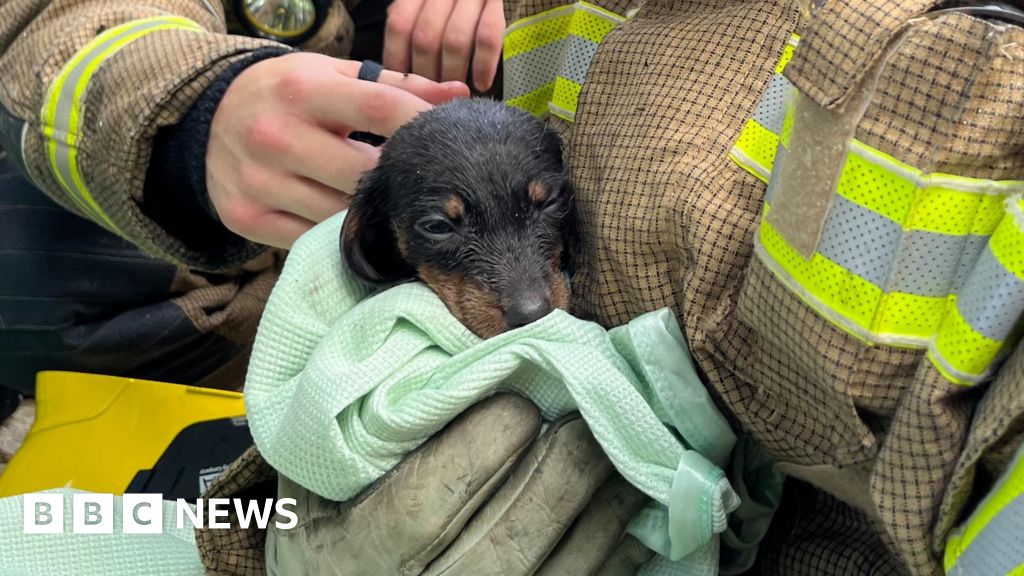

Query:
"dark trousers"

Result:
[[0, 156, 240, 399]]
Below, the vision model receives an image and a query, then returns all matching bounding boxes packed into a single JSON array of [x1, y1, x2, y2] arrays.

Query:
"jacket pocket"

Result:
[[713, 24, 1024, 468]]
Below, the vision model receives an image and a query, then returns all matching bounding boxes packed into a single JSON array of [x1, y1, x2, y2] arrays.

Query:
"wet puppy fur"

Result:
[[341, 98, 576, 338]]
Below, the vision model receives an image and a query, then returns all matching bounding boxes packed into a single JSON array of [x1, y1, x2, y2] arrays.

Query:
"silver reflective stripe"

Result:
[[504, 34, 600, 100], [955, 245, 1024, 341], [751, 74, 791, 134], [732, 144, 770, 181], [950, 496, 1024, 576], [49, 19, 173, 227], [806, 191, 1024, 344], [560, 34, 598, 85], [548, 101, 576, 121], [954, 235, 991, 293], [887, 231, 975, 297], [817, 195, 903, 288], [753, 239, 879, 341], [52, 18, 171, 133], [42, 16, 203, 231], [505, 39, 566, 100]]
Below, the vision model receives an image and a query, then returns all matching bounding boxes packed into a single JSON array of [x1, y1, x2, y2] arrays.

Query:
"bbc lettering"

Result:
[[24, 493, 298, 534]]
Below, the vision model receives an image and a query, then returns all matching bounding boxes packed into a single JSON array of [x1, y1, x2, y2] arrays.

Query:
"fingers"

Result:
[[374, 67, 471, 104], [421, 415, 615, 576], [301, 74, 435, 136], [249, 171, 353, 225], [471, 0, 505, 91], [290, 394, 541, 576], [411, 0, 458, 80], [234, 210, 316, 250], [332, 58, 470, 105], [383, 0, 505, 89], [270, 127, 379, 194], [207, 51, 466, 250], [534, 475, 650, 576], [383, 0, 426, 73], [442, 0, 485, 83]]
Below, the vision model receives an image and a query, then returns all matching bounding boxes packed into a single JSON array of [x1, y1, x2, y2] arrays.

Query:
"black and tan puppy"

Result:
[[341, 98, 576, 338]]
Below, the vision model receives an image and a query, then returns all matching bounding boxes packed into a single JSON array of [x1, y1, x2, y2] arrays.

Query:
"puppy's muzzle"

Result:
[[506, 291, 554, 329]]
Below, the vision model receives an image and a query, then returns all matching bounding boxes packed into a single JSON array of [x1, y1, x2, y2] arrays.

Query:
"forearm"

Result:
[[0, 0, 288, 270]]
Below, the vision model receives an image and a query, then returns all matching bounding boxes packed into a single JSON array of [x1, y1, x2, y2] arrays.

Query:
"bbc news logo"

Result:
[[23, 493, 298, 534]]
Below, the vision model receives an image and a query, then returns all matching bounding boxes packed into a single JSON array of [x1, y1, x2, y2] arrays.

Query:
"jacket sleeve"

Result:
[[0, 0, 292, 271]]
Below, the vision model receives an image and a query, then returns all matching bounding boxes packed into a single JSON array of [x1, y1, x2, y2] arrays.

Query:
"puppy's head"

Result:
[[341, 99, 576, 338]]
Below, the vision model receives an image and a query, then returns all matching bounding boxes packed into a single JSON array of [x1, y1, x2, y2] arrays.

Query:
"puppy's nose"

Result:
[[506, 293, 553, 329]]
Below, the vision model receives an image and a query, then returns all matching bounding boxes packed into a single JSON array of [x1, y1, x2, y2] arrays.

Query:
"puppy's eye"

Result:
[[415, 216, 456, 240], [541, 192, 565, 214]]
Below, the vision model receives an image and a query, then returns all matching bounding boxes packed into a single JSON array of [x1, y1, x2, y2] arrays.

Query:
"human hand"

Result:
[[266, 394, 655, 575], [207, 52, 470, 249], [383, 0, 505, 92]]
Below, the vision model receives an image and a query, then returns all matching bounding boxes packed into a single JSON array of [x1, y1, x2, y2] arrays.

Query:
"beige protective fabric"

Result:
[[4, 0, 1021, 575], [194, 445, 279, 576], [559, 0, 1024, 575], [0, 0, 293, 396], [757, 479, 906, 576], [0, 0, 292, 269]]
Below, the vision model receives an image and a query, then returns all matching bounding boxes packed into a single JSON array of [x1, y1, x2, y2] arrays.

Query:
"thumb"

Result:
[[267, 393, 540, 576]]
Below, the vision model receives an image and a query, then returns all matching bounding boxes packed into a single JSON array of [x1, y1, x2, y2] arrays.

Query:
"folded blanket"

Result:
[[245, 211, 745, 570]]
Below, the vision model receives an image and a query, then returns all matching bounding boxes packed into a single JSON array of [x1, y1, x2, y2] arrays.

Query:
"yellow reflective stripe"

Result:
[[737, 29, 1024, 385], [40, 16, 203, 233], [787, 139, 1019, 238], [729, 146, 770, 183], [945, 446, 1024, 572], [504, 2, 623, 59], [991, 199, 1024, 281], [504, 10, 572, 59], [874, 292, 947, 342], [759, 207, 883, 337], [931, 298, 1003, 385], [503, 2, 627, 121], [907, 186, 1006, 236], [732, 119, 778, 183], [68, 24, 193, 228], [835, 152, 917, 224], [550, 77, 582, 121], [566, 7, 623, 44], [973, 193, 1012, 235], [762, 213, 1009, 376], [506, 82, 556, 117], [845, 141, 1024, 234], [774, 37, 798, 74]]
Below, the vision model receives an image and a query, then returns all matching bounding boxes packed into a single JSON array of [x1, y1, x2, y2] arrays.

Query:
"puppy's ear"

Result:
[[340, 168, 414, 283], [560, 178, 580, 277]]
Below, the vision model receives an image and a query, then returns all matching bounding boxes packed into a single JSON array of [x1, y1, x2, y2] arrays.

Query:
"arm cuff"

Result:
[[143, 46, 292, 252]]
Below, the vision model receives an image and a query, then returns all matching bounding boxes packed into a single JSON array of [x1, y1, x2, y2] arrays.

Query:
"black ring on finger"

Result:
[[358, 60, 384, 83]]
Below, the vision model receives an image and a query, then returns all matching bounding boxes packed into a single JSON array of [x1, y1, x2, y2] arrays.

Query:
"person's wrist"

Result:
[[142, 47, 293, 249]]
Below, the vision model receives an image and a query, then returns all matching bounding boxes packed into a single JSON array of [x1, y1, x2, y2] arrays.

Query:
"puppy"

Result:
[[341, 98, 576, 338]]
